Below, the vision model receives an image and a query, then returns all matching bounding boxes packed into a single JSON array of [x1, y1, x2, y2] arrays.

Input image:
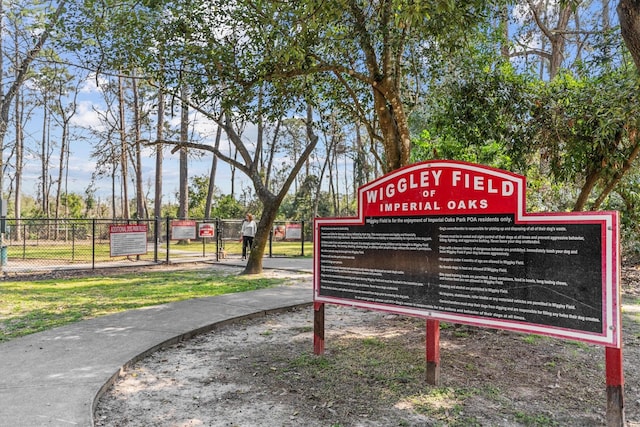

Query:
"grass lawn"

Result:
[[0, 268, 285, 342]]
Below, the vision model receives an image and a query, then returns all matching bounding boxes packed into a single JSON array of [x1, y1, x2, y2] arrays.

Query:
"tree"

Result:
[[167, 105, 320, 274], [0, 0, 66, 201], [512, 0, 574, 79], [71, 0, 493, 171], [619, 0, 640, 69], [211, 194, 244, 219], [218, 0, 494, 173], [412, 63, 533, 172], [531, 69, 640, 211], [131, 71, 146, 220], [58, 0, 497, 273], [84, 77, 125, 218], [187, 174, 217, 218], [47, 63, 80, 221], [178, 80, 189, 222], [153, 85, 165, 220], [204, 111, 223, 220]]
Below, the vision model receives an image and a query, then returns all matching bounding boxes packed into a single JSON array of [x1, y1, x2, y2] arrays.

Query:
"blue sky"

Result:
[[16, 74, 254, 204]]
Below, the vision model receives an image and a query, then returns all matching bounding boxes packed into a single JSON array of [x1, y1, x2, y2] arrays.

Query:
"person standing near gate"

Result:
[[241, 213, 257, 260]]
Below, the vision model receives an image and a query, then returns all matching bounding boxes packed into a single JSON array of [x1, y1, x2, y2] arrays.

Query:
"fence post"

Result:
[[215, 218, 219, 262], [154, 217, 159, 263], [72, 224, 76, 262], [165, 216, 170, 264], [201, 221, 206, 257], [269, 226, 273, 258], [92, 219, 96, 270], [301, 220, 305, 256], [22, 222, 26, 260]]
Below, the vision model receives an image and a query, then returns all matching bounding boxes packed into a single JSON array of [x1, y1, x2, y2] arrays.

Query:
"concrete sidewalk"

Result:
[[0, 258, 313, 426]]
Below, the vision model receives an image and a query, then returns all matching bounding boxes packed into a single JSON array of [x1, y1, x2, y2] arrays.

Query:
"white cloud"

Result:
[[70, 101, 106, 131]]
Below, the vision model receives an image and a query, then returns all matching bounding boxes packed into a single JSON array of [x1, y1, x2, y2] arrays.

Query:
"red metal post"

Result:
[[426, 319, 441, 385], [313, 302, 325, 355], [605, 346, 625, 426]]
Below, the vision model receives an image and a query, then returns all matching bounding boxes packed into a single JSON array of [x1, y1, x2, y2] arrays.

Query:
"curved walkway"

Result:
[[0, 258, 313, 426]]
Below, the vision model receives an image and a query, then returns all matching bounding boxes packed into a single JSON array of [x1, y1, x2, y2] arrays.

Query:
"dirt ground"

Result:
[[94, 265, 640, 427]]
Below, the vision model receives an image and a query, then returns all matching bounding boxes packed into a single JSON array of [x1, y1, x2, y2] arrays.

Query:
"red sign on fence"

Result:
[[199, 223, 215, 238]]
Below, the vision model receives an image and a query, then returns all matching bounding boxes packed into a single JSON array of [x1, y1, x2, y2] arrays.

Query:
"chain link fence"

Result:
[[0, 218, 309, 278]]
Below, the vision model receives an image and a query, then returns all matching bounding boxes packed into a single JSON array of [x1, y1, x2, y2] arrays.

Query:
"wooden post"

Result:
[[426, 319, 441, 385], [313, 302, 325, 355], [605, 346, 625, 426]]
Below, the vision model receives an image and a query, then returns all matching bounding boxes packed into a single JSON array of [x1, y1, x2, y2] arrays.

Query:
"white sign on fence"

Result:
[[109, 224, 148, 257], [171, 220, 197, 240]]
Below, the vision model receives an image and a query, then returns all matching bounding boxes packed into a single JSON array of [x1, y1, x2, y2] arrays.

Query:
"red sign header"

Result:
[[360, 161, 524, 216], [110, 224, 148, 233]]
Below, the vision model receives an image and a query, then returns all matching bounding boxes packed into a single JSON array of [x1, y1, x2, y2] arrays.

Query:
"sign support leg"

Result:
[[426, 319, 441, 385], [605, 346, 625, 426], [314, 302, 325, 355]]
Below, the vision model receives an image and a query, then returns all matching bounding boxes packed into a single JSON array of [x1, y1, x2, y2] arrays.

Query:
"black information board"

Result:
[[318, 214, 603, 333]]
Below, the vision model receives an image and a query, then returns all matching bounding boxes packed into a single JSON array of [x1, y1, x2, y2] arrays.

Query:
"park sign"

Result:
[[171, 220, 197, 240], [313, 160, 621, 347], [109, 224, 148, 257]]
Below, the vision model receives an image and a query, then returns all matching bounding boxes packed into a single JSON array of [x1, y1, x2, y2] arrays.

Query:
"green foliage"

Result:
[[601, 174, 640, 260], [213, 195, 246, 219], [412, 63, 534, 171], [185, 174, 247, 220], [279, 176, 333, 239], [60, 193, 85, 218], [530, 69, 640, 181], [187, 175, 212, 218], [411, 44, 640, 241]]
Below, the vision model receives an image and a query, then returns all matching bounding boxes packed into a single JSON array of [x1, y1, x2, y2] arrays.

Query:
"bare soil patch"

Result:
[[93, 266, 640, 426]]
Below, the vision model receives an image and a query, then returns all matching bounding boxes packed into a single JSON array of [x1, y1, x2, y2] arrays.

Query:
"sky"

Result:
[[15, 74, 256, 205]]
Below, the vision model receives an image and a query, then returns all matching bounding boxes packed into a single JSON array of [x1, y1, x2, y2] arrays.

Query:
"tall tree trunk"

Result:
[[111, 153, 117, 218], [619, 0, 640, 70], [205, 121, 222, 220], [499, 4, 510, 58], [527, 0, 572, 79], [242, 105, 319, 274], [573, 168, 602, 211], [54, 82, 74, 221], [372, 85, 411, 172], [154, 87, 164, 220], [163, 104, 320, 274], [592, 130, 640, 209], [54, 116, 67, 220], [264, 119, 281, 191], [313, 139, 332, 219], [178, 82, 189, 221], [132, 73, 145, 219], [349, 0, 410, 172], [230, 144, 237, 197], [118, 74, 129, 219], [14, 85, 23, 240], [41, 98, 49, 215]]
